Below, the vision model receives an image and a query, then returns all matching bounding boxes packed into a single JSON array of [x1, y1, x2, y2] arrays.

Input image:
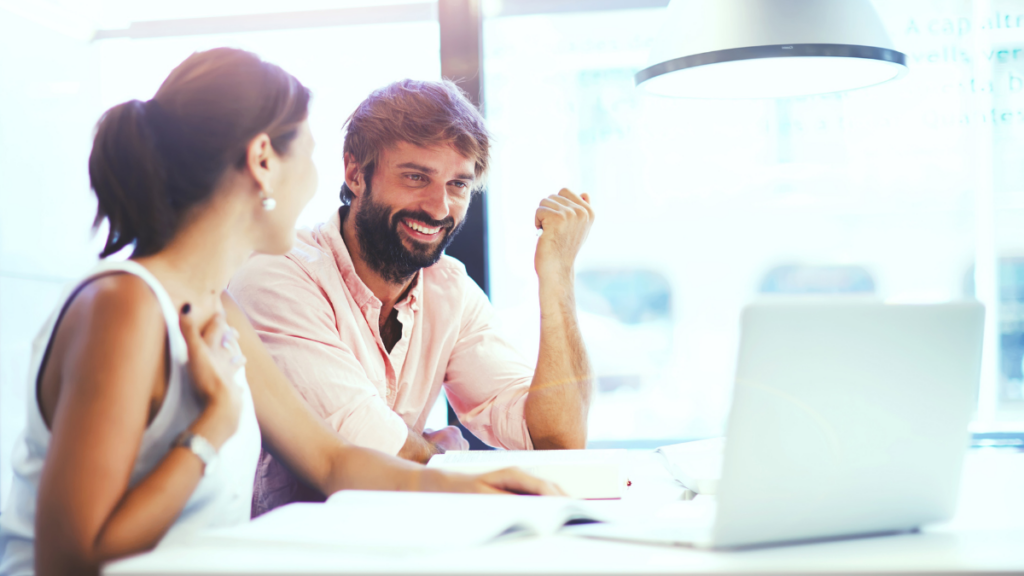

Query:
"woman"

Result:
[[0, 48, 560, 576]]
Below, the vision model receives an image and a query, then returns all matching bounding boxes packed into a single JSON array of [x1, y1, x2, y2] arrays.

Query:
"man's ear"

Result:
[[246, 133, 275, 195], [343, 152, 366, 200]]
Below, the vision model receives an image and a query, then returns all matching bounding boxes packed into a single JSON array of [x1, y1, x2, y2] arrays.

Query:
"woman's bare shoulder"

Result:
[[39, 271, 169, 427], [63, 272, 167, 343]]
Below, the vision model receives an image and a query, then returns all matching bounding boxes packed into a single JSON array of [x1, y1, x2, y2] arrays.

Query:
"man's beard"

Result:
[[353, 183, 464, 284]]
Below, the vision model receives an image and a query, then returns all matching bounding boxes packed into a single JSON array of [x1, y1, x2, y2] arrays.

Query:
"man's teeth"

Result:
[[405, 220, 440, 234]]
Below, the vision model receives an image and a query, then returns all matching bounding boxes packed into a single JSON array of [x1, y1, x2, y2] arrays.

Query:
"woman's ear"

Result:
[[246, 134, 275, 195], [343, 152, 366, 200]]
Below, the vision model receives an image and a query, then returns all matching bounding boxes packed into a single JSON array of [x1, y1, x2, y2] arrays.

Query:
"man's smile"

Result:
[[401, 217, 444, 241]]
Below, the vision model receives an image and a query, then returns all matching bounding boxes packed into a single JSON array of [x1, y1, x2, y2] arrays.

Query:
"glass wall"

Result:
[[483, 0, 1024, 442]]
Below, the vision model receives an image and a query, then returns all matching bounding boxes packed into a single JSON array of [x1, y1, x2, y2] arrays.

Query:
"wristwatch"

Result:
[[173, 431, 219, 476]]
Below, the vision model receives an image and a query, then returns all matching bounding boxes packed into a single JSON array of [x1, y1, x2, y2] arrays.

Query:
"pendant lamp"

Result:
[[635, 0, 907, 99]]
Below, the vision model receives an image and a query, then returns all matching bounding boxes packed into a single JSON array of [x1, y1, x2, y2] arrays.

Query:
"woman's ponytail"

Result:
[[88, 48, 310, 259], [89, 99, 174, 258]]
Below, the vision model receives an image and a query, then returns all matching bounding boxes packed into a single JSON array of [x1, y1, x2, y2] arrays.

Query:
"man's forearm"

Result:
[[524, 274, 593, 449]]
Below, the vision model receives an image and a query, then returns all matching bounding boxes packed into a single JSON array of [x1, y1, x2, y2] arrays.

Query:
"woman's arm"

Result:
[[223, 293, 563, 497], [35, 276, 241, 575]]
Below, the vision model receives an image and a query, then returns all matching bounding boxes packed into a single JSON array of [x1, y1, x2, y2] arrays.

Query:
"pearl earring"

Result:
[[259, 189, 276, 211]]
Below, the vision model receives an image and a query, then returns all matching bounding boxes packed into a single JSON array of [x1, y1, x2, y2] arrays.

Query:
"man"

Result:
[[230, 79, 595, 516]]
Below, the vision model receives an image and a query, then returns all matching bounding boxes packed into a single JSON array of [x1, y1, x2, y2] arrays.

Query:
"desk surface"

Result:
[[105, 449, 1024, 575]]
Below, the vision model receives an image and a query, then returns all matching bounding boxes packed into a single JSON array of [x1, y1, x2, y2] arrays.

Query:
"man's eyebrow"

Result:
[[397, 162, 475, 182], [396, 162, 438, 175]]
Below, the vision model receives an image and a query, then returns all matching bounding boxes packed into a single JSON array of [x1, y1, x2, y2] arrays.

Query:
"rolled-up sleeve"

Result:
[[444, 281, 535, 450], [229, 254, 408, 456]]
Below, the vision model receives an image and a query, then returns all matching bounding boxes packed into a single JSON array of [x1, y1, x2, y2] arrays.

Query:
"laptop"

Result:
[[572, 300, 985, 549]]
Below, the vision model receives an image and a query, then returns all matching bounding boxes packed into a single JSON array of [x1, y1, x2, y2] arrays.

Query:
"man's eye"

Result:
[[408, 174, 424, 181]]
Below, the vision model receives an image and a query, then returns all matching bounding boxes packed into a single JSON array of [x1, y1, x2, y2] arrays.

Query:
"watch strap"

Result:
[[173, 430, 218, 474]]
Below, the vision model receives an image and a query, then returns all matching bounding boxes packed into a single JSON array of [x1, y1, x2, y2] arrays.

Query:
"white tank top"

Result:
[[0, 260, 261, 576]]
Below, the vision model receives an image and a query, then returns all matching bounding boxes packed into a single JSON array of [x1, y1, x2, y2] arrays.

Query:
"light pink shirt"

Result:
[[229, 210, 534, 516]]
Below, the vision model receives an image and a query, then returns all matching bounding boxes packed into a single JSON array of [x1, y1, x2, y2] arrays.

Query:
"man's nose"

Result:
[[419, 182, 451, 222]]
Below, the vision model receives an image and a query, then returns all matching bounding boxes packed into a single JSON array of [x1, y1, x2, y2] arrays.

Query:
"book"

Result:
[[198, 490, 603, 554], [656, 437, 724, 495], [427, 449, 628, 499]]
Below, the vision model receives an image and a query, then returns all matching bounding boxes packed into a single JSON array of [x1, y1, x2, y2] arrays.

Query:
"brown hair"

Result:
[[340, 79, 490, 205], [89, 47, 311, 258]]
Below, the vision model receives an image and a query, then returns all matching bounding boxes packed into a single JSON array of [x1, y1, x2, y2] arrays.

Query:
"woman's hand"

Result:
[[424, 467, 568, 496], [179, 304, 245, 448]]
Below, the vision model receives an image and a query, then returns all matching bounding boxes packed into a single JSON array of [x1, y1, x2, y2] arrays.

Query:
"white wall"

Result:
[[0, 6, 103, 508]]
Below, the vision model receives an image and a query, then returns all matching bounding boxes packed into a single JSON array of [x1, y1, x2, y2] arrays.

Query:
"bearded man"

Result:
[[229, 79, 595, 516]]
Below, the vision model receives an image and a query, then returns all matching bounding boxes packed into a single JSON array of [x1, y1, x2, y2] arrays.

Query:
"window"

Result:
[[967, 259, 1024, 404], [760, 265, 876, 295], [576, 269, 673, 396], [483, 1, 1024, 442]]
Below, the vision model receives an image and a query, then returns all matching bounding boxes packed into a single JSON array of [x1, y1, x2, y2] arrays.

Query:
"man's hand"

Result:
[[397, 425, 470, 463], [422, 426, 470, 452], [534, 188, 595, 280]]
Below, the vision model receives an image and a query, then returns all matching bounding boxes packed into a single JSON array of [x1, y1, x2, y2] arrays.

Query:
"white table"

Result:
[[105, 449, 1024, 575]]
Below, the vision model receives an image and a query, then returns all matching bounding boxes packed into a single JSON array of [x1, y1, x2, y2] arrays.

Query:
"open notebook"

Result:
[[198, 491, 603, 554], [427, 449, 628, 499]]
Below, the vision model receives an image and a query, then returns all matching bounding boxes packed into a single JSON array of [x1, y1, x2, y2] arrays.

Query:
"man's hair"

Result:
[[339, 79, 490, 205]]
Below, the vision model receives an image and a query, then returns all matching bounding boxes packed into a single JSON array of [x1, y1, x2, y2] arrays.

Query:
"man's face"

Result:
[[352, 142, 476, 283]]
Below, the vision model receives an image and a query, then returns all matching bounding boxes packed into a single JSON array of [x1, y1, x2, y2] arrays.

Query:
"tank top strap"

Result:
[[85, 259, 188, 366]]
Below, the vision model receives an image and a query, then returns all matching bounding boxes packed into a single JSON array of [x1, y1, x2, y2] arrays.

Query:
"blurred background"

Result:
[[2, 0, 1023, 504]]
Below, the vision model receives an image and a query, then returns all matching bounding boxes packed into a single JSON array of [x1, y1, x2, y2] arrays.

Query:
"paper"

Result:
[[656, 437, 724, 495], [197, 490, 601, 554]]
